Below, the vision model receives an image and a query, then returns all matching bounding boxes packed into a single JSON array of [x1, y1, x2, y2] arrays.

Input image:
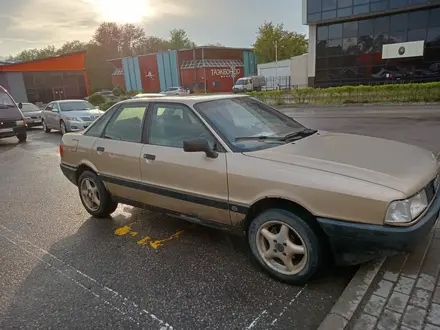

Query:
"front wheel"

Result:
[[248, 208, 324, 284], [78, 171, 118, 218], [42, 119, 51, 133], [60, 120, 67, 135], [16, 132, 27, 143]]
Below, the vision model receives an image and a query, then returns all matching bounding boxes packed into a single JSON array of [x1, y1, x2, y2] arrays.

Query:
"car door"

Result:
[[50, 102, 61, 128], [43, 103, 53, 127], [139, 102, 230, 225], [90, 102, 148, 202]]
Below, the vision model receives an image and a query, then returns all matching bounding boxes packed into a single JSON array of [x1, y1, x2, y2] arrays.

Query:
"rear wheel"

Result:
[[16, 132, 27, 143], [248, 208, 323, 284], [78, 171, 118, 218], [42, 119, 51, 133]]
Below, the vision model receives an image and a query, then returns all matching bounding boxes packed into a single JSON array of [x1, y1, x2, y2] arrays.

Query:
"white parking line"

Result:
[[0, 224, 173, 330], [245, 284, 307, 329]]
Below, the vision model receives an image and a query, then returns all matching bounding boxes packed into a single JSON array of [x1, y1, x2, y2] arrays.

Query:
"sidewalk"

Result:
[[321, 219, 440, 330]]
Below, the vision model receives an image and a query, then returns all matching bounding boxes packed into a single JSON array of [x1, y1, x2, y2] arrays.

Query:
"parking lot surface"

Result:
[[1, 104, 439, 330]]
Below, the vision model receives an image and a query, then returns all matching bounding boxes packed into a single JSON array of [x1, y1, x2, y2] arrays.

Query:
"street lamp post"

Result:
[[275, 40, 279, 90]]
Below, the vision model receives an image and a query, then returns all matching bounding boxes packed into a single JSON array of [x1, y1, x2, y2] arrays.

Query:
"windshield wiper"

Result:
[[0, 104, 16, 109], [235, 128, 317, 143], [282, 128, 317, 141]]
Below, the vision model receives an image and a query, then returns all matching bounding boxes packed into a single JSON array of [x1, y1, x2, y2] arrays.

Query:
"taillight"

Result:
[[59, 144, 64, 157]]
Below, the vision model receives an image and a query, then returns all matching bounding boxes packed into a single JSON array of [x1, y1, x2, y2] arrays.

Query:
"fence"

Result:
[[248, 82, 440, 106], [262, 76, 291, 91]]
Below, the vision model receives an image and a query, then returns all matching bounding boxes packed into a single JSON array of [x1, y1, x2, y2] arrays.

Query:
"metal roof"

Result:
[[181, 59, 243, 69]]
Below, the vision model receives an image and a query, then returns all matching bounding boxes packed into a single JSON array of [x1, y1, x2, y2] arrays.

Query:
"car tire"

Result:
[[247, 208, 323, 284], [42, 119, 51, 133], [60, 120, 67, 135], [16, 132, 27, 143], [78, 171, 118, 218]]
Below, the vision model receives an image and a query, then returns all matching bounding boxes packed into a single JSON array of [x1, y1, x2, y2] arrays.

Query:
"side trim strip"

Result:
[[98, 174, 249, 214]]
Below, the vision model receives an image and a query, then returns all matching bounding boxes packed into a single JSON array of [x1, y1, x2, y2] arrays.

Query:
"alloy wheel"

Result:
[[60, 121, 66, 135], [256, 221, 307, 275], [80, 178, 100, 211]]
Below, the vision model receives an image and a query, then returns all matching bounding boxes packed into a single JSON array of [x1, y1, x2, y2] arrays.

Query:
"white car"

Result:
[[161, 87, 189, 96], [132, 93, 166, 99]]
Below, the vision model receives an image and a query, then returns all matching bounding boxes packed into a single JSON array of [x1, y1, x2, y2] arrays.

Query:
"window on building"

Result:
[[343, 21, 358, 37], [322, 0, 337, 11], [329, 23, 343, 39], [409, 10, 429, 30]]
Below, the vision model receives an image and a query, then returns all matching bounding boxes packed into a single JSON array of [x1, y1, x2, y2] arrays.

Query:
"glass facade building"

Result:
[[304, 0, 440, 86]]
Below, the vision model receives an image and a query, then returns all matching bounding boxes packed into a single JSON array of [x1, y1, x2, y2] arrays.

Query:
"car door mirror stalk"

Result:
[[183, 138, 218, 159]]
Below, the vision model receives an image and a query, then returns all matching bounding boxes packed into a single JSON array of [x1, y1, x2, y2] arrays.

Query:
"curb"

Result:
[[318, 258, 385, 330]]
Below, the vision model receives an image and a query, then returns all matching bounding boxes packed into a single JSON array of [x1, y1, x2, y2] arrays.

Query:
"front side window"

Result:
[[195, 97, 305, 152], [60, 101, 95, 111], [0, 90, 16, 108], [103, 104, 147, 143], [149, 103, 214, 148]]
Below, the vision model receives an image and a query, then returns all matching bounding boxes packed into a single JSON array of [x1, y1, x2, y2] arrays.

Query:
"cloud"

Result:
[[0, 0, 307, 55]]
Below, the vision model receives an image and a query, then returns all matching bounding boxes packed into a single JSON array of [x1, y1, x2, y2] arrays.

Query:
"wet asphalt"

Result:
[[1, 104, 439, 330]]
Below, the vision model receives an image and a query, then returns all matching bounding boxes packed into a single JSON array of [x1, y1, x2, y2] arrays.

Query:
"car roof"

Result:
[[134, 93, 166, 98], [119, 94, 247, 105], [55, 99, 88, 103]]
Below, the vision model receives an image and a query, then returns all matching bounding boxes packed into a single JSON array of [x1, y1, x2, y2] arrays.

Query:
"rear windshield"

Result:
[[60, 101, 95, 111], [21, 103, 40, 112], [0, 90, 16, 108]]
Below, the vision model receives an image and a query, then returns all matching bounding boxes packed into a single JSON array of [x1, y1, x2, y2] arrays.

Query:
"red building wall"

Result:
[[181, 66, 244, 93], [111, 75, 125, 88], [138, 54, 161, 92]]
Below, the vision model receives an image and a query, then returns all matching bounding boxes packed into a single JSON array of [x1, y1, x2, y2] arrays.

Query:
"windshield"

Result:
[[0, 90, 16, 108], [195, 97, 304, 152], [235, 79, 248, 86], [60, 101, 95, 111], [21, 103, 40, 112]]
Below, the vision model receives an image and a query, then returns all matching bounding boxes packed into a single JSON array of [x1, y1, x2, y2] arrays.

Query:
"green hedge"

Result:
[[247, 82, 440, 105]]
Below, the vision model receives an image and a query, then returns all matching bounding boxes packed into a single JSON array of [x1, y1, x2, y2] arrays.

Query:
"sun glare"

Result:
[[93, 0, 152, 23]]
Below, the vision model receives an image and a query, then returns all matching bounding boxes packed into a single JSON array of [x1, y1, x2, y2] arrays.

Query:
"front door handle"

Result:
[[143, 154, 156, 160], [97, 146, 105, 152]]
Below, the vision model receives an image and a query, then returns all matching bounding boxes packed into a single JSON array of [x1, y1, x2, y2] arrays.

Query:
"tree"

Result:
[[14, 45, 57, 62], [120, 24, 146, 57], [57, 40, 87, 55], [133, 36, 169, 55], [168, 29, 196, 50], [92, 22, 122, 58], [253, 22, 308, 64]]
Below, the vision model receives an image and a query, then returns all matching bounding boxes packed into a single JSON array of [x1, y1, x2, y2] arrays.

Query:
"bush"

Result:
[[101, 101, 118, 111], [247, 82, 440, 105], [88, 93, 106, 106], [112, 85, 126, 96]]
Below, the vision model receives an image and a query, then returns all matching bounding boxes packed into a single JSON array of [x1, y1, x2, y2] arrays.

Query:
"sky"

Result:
[[0, 0, 307, 57]]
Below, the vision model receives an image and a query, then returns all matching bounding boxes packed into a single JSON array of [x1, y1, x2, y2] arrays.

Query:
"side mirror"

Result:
[[183, 138, 218, 159], [18, 102, 22, 109]]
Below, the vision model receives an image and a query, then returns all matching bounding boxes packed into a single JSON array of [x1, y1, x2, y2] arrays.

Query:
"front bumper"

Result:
[[67, 121, 92, 131], [318, 190, 440, 265]]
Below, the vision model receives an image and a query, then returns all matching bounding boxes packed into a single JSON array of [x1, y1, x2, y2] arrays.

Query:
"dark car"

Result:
[[0, 85, 27, 142], [21, 102, 42, 127]]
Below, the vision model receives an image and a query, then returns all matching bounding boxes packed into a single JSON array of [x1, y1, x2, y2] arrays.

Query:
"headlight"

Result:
[[67, 117, 82, 121], [16, 120, 25, 126], [385, 190, 428, 224]]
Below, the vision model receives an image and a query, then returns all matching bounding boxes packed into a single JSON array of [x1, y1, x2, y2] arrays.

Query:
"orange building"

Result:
[[0, 51, 89, 103]]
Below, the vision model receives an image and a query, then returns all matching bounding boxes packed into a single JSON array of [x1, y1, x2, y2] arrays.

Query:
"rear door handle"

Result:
[[143, 154, 156, 160], [97, 146, 105, 152]]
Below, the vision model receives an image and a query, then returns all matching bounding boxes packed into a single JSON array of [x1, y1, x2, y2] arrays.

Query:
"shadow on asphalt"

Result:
[[0, 205, 357, 329]]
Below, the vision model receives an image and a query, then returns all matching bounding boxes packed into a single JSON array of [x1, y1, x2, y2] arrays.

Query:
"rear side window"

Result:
[[84, 105, 119, 138], [103, 104, 148, 143]]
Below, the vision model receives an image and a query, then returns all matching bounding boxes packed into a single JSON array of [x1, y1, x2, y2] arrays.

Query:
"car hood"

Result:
[[22, 110, 41, 117], [62, 110, 103, 117], [243, 131, 439, 195]]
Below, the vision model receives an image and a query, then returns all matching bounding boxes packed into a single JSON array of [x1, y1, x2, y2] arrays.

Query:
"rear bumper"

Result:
[[0, 126, 26, 138], [318, 191, 440, 265], [60, 163, 77, 185]]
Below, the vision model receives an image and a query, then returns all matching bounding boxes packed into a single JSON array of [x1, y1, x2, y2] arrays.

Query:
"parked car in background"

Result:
[[233, 76, 266, 93], [161, 87, 189, 96], [0, 85, 27, 142], [20, 102, 42, 127], [59, 95, 439, 284], [42, 100, 104, 135], [132, 93, 166, 99]]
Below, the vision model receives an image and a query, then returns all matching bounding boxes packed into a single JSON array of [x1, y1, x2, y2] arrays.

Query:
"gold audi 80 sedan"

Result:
[[60, 95, 440, 284]]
